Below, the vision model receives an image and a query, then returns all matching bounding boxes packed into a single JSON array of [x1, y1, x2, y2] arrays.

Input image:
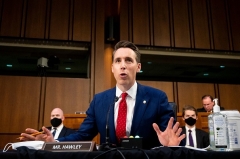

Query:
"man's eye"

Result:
[[126, 59, 132, 63]]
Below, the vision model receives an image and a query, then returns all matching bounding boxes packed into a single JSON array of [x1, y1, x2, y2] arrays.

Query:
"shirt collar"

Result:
[[185, 125, 196, 131], [52, 123, 63, 131], [116, 81, 137, 99]]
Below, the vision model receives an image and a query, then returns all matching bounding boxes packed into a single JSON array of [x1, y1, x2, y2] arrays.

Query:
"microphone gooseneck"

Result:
[[106, 96, 119, 144], [99, 96, 119, 151]]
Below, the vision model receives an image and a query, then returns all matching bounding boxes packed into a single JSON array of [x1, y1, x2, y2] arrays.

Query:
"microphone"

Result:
[[106, 96, 119, 144], [98, 96, 119, 151]]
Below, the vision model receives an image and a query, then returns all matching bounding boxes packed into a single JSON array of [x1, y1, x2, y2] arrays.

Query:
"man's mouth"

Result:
[[120, 73, 127, 77]]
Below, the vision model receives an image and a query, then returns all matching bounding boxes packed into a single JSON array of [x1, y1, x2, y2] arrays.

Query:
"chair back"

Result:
[[169, 102, 177, 120]]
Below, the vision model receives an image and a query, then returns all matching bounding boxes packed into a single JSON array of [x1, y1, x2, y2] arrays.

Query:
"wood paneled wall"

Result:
[[119, 0, 240, 51], [138, 80, 174, 102], [191, 0, 210, 49], [1, 0, 240, 150], [1, 0, 240, 50], [0, 0, 92, 41], [0, 76, 42, 148], [218, 84, 240, 110], [43, 77, 90, 126], [228, 0, 240, 51], [0, 76, 42, 133], [177, 82, 216, 111], [0, 76, 91, 149], [0, 0, 24, 37]]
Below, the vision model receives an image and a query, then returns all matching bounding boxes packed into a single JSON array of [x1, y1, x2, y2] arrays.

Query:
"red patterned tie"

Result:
[[116, 92, 128, 141]]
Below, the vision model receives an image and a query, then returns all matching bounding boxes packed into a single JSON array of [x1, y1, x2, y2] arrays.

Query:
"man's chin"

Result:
[[118, 81, 128, 86], [117, 80, 133, 88]]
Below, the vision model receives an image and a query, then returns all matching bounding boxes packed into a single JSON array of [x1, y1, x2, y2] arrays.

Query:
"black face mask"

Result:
[[50, 118, 62, 127], [184, 117, 196, 126]]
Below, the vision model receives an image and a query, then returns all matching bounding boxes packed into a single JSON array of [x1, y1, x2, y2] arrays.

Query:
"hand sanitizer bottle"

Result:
[[208, 113, 215, 150], [212, 98, 229, 151]]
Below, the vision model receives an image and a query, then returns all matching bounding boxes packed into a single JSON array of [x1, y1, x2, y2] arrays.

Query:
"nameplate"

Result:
[[42, 141, 96, 152]]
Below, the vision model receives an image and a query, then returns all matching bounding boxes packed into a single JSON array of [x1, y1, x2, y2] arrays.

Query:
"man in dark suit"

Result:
[[197, 95, 224, 112], [21, 40, 185, 149], [181, 105, 209, 148], [45, 108, 75, 139]]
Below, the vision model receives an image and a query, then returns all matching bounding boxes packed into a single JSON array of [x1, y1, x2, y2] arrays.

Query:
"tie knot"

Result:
[[121, 92, 128, 99], [188, 129, 192, 133]]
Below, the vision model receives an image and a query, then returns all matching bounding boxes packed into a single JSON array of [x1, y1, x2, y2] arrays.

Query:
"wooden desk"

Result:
[[2, 146, 240, 159]]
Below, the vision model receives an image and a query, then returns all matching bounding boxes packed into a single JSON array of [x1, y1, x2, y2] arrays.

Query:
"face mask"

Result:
[[184, 117, 196, 126], [50, 118, 62, 127], [3, 141, 44, 152]]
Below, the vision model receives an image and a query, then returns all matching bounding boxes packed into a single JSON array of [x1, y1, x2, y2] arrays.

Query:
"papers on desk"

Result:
[[185, 145, 207, 151], [152, 145, 208, 151]]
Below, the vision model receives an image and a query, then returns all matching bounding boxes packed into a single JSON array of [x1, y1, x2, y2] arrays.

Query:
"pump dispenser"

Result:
[[211, 98, 229, 151], [213, 98, 221, 113]]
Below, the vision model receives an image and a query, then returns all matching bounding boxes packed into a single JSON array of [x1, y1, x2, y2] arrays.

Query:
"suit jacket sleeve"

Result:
[[57, 95, 100, 142]]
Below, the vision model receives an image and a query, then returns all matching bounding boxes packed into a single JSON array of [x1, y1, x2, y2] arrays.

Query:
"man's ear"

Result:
[[111, 64, 114, 73], [137, 63, 141, 72]]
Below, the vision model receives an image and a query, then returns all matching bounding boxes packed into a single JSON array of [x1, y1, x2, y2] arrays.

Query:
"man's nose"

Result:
[[120, 62, 126, 69]]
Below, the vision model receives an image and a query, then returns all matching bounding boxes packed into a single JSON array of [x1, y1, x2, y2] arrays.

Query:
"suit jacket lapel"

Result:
[[130, 84, 149, 135], [58, 126, 66, 138], [196, 129, 201, 148], [181, 127, 187, 146]]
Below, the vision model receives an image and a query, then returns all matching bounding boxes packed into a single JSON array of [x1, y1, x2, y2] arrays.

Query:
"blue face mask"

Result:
[[184, 117, 196, 126]]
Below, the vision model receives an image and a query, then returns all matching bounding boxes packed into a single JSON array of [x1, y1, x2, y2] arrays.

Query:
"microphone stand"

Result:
[[98, 96, 119, 151]]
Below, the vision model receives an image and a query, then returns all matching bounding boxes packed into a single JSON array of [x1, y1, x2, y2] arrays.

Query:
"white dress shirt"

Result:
[[185, 125, 197, 148], [51, 123, 64, 139], [114, 81, 137, 136]]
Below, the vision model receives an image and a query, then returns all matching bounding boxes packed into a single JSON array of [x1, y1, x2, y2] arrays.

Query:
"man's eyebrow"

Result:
[[114, 57, 121, 60]]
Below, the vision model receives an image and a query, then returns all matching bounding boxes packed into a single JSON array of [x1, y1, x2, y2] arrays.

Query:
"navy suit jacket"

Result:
[[46, 126, 76, 139], [180, 126, 209, 148], [58, 83, 174, 149]]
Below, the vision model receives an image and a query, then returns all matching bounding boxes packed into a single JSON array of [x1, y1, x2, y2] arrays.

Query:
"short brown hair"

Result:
[[182, 105, 198, 117], [113, 40, 141, 63], [202, 95, 213, 101]]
